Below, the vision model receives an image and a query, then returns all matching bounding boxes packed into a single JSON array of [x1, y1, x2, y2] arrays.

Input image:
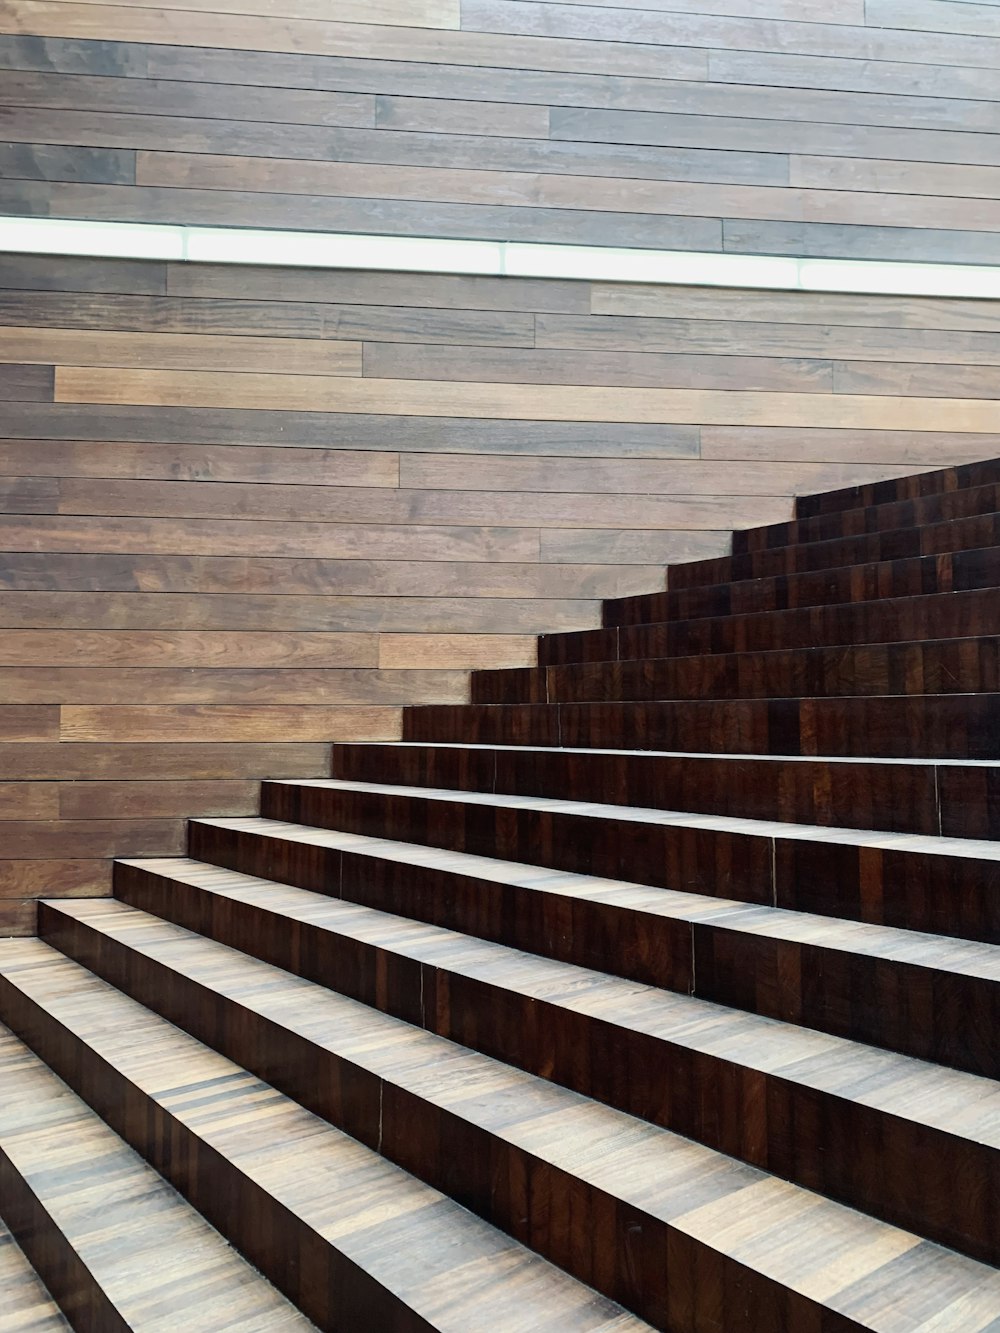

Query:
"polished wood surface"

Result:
[[10, 257, 1000, 906], [2, 5, 1000, 261]]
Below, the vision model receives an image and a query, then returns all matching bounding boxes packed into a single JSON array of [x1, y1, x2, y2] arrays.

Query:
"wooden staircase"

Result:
[[2, 456, 1000, 1330]]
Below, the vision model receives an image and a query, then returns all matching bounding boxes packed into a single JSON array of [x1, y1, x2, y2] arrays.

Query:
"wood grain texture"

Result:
[[59, 705, 403, 743], [0, 1219, 70, 1330], [7, 252, 1000, 885], [0, 939, 649, 1332], [0, 4, 997, 256], [0, 326, 363, 375], [54, 366, 1000, 431], [40, 889, 1000, 1269], [0, 1024, 317, 1332]]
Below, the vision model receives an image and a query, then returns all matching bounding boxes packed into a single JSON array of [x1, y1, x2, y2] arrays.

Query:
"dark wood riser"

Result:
[[330, 742, 999, 838], [604, 543, 1000, 628], [540, 586, 1000, 666]]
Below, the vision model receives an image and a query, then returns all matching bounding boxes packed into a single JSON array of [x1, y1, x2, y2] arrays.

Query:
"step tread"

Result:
[[112, 861, 1000, 1123], [168, 824, 1000, 980], [0, 1023, 315, 1332], [264, 780, 1000, 865], [39, 895, 1000, 1333], [42, 897, 1000, 1246], [0, 939, 646, 1333], [334, 741, 1000, 769], [0, 1220, 69, 1331]]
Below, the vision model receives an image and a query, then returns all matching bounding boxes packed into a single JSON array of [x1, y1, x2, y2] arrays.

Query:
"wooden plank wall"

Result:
[[1, 0, 1000, 260], [2, 250, 1000, 930]]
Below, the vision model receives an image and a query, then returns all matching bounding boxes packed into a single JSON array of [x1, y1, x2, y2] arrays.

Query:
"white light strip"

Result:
[[4, 215, 1000, 300]]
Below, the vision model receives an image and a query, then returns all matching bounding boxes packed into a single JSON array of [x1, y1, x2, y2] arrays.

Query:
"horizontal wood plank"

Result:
[[59, 705, 403, 743], [0, 630, 378, 667], [0, 667, 468, 706], [0, 742, 332, 780], [53, 367, 1000, 430], [0, 326, 363, 375]]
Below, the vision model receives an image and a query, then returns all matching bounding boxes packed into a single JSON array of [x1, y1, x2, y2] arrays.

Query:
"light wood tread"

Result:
[[0, 1219, 69, 1332], [166, 822, 1000, 981], [0, 1024, 316, 1332], [96, 874, 1000, 1135], [262, 780, 1000, 864], [0, 940, 648, 1333], [7, 938, 1000, 1333]]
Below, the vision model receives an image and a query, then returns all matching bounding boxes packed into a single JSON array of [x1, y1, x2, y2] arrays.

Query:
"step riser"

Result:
[[169, 833, 999, 1081], [540, 588, 1000, 667], [10, 914, 870, 1333], [41, 903, 843, 1320], [330, 745, 999, 839], [36, 907, 661, 1317], [403, 696, 1000, 761], [671, 502, 1000, 593], [740, 481, 1000, 557], [0, 1154, 125, 1333], [0, 964, 433, 1333], [607, 545, 999, 628], [258, 785, 771, 907], [255, 785, 1000, 948], [179, 829, 698, 994], [795, 459, 1000, 519], [92, 881, 1000, 1268], [472, 637, 1000, 706]]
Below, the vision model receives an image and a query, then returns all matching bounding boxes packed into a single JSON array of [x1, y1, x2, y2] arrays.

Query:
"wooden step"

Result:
[[11, 926, 1000, 1333], [0, 1218, 68, 1332], [795, 457, 1000, 520], [0, 1020, 315, 1333], [540, 587, 1000, 668], [329, 742, 999, 839], [0, 940, 645, 1333], [41, 894, 1000, 1273], [236, 778, 1000, 944], [670, 502, 1000, 593], [403, 693, 1000, 760], [136, 825, 1000, 1077], [741, 481, 1000, 560], [604, 543, 1000, 629], [472, 636, 1000, 706]]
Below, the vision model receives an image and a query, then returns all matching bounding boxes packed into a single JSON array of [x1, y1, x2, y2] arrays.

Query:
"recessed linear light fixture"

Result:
[[3, 215, 1000, 300]]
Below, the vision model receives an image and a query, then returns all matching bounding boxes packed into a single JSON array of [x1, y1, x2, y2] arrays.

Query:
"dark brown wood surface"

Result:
[[2, 4, 1000, 260]]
